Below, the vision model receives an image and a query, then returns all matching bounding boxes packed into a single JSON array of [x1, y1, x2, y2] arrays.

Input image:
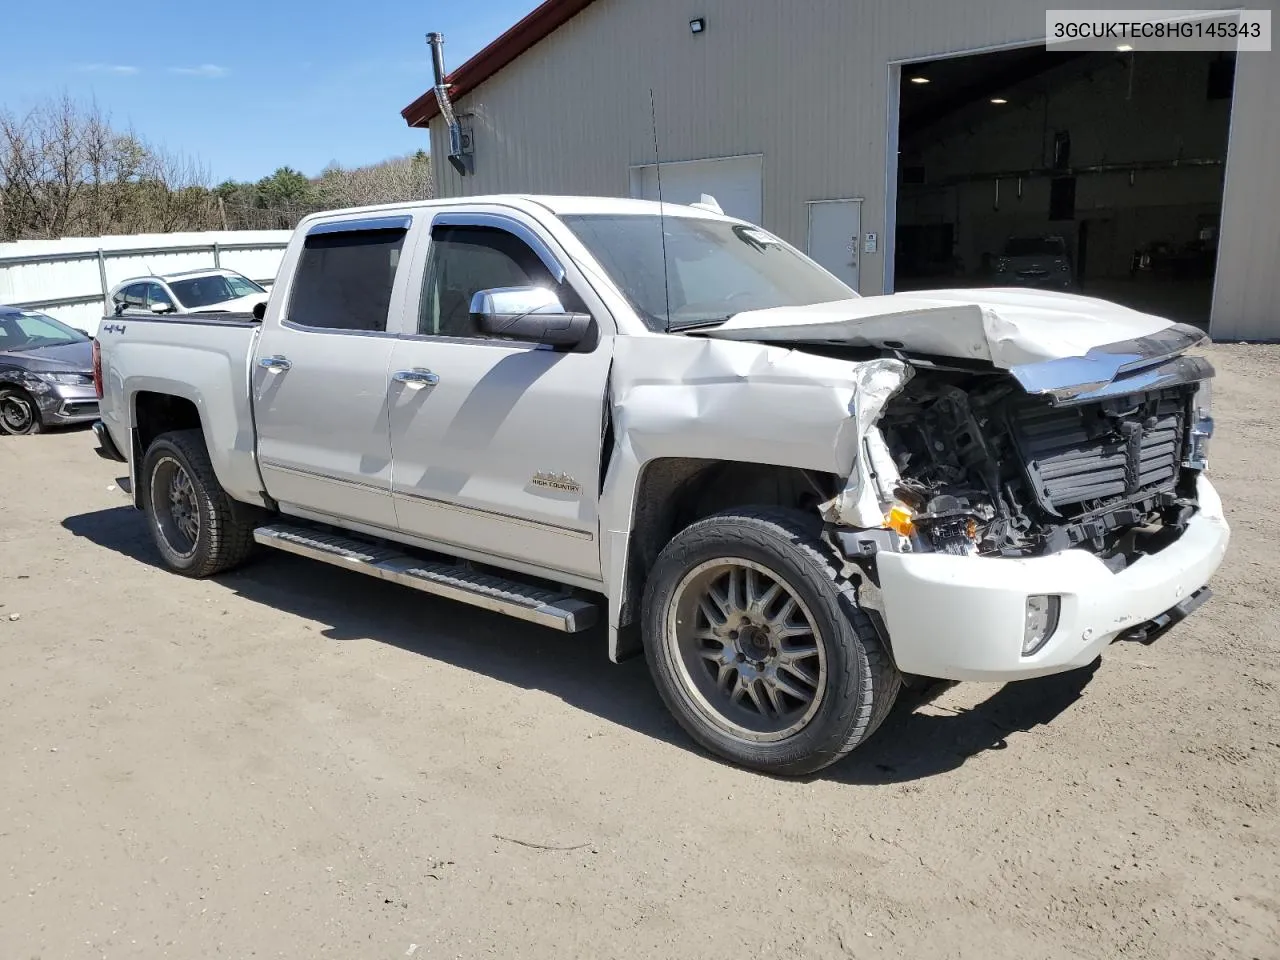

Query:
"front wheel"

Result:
[[141, 429, 257, 577], [641, 508, 900, 776], [0, 387, 43, 435]]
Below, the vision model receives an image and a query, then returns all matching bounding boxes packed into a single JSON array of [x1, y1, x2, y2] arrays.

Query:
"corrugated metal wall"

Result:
[[0, 230, 290, 335], [427, 0, 1278, 339]]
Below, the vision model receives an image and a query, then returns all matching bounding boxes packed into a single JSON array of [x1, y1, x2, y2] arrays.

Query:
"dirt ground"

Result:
[[1, 344, 1276, 960]]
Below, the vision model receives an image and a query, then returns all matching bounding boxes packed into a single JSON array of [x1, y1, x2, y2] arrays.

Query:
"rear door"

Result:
[[251, 214, 419, 530], [385, 209, 615, 581]]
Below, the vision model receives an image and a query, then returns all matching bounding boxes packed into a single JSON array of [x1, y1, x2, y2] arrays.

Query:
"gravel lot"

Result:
[[1, 343, 1277, 959]]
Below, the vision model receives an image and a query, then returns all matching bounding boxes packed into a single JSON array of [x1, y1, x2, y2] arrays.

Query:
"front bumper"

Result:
[[35, 382, 99, 426], [871, 475, 1229, 682]]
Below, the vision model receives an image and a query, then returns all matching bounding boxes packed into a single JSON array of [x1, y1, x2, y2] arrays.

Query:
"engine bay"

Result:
[[877, 370, 1204, 566]]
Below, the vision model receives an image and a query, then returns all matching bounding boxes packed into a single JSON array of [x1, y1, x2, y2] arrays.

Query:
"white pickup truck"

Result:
[[92, 195, 1229, 775]]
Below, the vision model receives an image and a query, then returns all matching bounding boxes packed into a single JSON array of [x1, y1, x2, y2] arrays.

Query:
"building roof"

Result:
[[401, 0, 600, 128]]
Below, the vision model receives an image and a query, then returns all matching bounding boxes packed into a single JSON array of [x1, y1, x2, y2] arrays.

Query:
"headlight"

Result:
[[1023, 595, 1061, 656], [37, 372, 94, 386]]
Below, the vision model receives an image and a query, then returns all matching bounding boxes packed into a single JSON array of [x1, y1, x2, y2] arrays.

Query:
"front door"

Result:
[[252, 215, 417, 530], [806, 199, 862, 292], [387, 211, 614, 581]]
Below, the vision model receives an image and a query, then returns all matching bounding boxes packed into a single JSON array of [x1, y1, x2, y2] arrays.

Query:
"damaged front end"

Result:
[[826, 325, 1216, 572]]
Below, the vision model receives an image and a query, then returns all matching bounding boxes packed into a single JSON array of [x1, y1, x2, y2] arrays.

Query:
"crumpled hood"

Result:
[[2, 340, 93, 373], [703, 287, 1179, 367]]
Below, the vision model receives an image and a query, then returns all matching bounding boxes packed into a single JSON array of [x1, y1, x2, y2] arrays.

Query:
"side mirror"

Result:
[[252, 301, 266, 321], [150, 302, 172, 315], [469, 287, 591, 349]]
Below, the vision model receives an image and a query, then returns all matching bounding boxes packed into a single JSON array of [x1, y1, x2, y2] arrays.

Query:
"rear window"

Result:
[[287, 228, 407, 332]]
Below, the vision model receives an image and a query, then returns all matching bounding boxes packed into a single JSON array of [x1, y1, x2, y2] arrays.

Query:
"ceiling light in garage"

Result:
[[690, 17, 706, 34], [990, 97, 1008, 104], [909, 76, 930, 84]]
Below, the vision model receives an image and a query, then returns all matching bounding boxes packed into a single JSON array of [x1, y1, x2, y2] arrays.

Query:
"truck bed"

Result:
[[95, 313, 266, 507]]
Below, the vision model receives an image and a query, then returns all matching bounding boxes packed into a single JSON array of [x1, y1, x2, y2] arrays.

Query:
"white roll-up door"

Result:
[[630, 155, 763, 225]]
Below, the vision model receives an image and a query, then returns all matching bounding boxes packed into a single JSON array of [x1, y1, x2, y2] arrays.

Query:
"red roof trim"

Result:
[[401, 0, 601, 128]]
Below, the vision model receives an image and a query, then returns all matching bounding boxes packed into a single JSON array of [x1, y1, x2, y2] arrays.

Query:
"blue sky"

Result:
[[0, 0, 542, 183]]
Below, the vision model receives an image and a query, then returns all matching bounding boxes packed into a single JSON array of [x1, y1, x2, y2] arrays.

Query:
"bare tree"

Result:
[[316, 152, 433, 209], [0, 94, 433, 241], [137, 144, 216, 232]]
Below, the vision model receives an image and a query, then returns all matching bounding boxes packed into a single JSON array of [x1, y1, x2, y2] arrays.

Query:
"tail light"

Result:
[[92, 338, 103, 399]]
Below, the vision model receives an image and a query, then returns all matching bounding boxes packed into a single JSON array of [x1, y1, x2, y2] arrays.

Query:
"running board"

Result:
[[253, 523, 598, 633]]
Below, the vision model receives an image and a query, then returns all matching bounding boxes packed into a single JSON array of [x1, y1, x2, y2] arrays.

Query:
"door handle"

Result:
[[392, 368, 440, 388], [258, 355, 292, 372]]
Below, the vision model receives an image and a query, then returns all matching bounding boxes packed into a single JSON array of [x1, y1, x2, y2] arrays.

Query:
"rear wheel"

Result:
[[142, 429, 256, 577], [0, 387, 42, 435], [642, 508, 900, 776]]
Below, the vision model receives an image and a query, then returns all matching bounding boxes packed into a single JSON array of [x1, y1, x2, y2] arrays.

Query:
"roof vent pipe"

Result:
[[427, 32, 471, 176]]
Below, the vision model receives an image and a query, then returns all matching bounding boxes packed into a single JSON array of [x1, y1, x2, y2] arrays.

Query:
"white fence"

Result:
[[0, 230, 291, 335]]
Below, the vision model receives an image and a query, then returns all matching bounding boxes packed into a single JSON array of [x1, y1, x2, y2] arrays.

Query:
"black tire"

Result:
[[141, 429, 256, 577], [641, 507, 900, 776], [0, 386, 43, 435]]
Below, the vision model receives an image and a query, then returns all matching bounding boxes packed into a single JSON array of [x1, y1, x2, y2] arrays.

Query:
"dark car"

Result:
[[0, 307, 98, 435], [993, 235, 1075, 290]]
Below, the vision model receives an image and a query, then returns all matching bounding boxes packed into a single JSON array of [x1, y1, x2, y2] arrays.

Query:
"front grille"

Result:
[[1008, 387, 1189, 516]]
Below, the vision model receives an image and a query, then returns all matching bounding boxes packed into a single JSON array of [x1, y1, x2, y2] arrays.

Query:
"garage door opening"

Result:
[[893, 46, 1234, 327]]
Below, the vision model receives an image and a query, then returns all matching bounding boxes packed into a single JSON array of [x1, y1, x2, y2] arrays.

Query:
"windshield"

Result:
[[169, 275, 244, 308], [225, 274, 266, 297], [0, 310, 88, 349], [1003, 237, 1066, 257], [562, 214, 855, 331]]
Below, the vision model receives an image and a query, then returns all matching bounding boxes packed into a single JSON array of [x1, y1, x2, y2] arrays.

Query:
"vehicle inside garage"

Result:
[[894, 47, 1235, 327]]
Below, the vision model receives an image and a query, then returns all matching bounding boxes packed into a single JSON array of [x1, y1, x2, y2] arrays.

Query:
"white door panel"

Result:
[[388, 339, 611, 579], [631, 155, 764, 225], [807, 199, 862, 292], [252, 216, 417, 529], [253, 331, 398, 527]]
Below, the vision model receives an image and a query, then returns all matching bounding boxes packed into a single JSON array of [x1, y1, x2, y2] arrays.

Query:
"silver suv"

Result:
[[108, 268, 268, 317]]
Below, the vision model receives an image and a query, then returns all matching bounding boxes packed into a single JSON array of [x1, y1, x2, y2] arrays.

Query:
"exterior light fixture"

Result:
[[1116, 43, 1134, 51], [909, 76, 930, 84], [690, 17, 706, 34]]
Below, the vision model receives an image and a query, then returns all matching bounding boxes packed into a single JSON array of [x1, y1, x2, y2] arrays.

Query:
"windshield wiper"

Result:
[[666, 315, 732, 332]]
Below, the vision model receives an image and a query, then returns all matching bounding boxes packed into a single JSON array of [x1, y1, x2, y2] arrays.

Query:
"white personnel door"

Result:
[[631, 155, 763, 225], [806, 199, 862, 292]]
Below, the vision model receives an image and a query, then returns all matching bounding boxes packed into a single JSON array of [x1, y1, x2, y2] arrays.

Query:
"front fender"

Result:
[[0, 369, 63, 418], [597, 335, 910, 659]]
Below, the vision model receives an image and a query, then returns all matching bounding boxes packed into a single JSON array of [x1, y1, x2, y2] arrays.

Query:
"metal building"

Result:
[[402, 0, 1280, 340]]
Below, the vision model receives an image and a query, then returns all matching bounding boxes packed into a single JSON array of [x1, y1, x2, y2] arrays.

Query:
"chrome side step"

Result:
[[253, 523, 598, 633]]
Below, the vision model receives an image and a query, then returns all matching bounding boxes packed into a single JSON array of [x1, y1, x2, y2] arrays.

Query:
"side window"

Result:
[[121, 284, 147, 311], [418, 226, 565, 338], [287, 227, 407, 332], [145, 283, 173, 310]]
